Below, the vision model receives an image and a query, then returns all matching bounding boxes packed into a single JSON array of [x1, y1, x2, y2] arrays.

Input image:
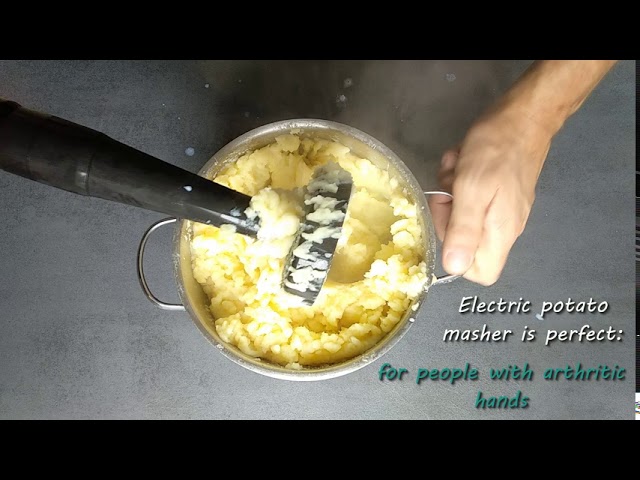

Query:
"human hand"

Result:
[[428, 107, 553, 286]]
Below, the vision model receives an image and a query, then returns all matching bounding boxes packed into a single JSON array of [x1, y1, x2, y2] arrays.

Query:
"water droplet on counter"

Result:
[[204, 83, 210, 88], [185, 147, 195, 156], [183, 185, 193, 192], [445, 73, 456, 82], [343, 77, 353, 88]]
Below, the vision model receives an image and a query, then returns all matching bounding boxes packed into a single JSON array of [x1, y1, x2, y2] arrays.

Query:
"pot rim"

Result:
[[172, 119, 438, 381]]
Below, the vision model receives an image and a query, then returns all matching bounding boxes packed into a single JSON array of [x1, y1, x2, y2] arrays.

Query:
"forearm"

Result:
[[492, 60, 618, 137]]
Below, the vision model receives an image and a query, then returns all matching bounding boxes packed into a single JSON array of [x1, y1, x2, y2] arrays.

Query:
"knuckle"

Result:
[[517, 219, 527, 237], [451, 172, 477, 192]]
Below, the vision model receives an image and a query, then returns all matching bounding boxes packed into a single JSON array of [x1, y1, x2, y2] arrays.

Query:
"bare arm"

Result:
[[495, 60, 618, 136], [429, 60, 618, 285]]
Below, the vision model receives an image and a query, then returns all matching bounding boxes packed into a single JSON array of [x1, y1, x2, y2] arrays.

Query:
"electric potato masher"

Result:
[[0, 99, 353, 304]]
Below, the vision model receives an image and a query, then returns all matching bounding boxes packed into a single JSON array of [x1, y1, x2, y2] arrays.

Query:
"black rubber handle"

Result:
[[0, 100, 259, 236]]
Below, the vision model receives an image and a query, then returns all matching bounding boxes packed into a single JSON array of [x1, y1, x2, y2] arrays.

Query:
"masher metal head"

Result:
[[282, 162, 353, 305]]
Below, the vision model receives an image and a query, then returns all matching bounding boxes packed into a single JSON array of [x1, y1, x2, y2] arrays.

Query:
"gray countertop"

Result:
[[0, 60, 635, 419]]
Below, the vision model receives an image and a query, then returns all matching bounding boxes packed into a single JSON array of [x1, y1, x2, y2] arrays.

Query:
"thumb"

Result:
[[442, 172, 493, 275]]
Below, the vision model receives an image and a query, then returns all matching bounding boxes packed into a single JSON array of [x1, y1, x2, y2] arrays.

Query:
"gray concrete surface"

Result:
[[0, 60, 635, 419]]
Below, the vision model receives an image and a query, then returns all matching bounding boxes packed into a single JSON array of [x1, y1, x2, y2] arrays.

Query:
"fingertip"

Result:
[[441, 150, 458, 170], [477, 276, 498, 287], [443, 248, 473, 275]]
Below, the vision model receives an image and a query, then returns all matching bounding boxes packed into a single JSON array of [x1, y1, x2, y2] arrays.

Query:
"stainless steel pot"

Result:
[[136, 119, 457, 381]]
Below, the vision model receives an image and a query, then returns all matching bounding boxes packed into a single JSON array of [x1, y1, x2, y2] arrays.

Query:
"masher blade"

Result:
[[282, 162, 353, 305]]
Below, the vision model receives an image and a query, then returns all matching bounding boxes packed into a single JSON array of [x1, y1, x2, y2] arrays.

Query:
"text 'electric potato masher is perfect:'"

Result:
[[0, 99, 353, 304]]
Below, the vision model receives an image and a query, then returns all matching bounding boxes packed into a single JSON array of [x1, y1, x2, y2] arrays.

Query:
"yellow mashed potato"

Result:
[[190, 133, 427, 369]]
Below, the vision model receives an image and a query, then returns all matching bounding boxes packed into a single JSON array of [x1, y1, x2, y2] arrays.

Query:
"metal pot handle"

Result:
[[136, 217, 186, 311], [424, 191, 460, 286]]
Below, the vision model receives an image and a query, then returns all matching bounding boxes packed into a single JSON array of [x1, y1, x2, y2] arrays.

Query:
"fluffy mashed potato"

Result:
[[190, 133, 427, 369]]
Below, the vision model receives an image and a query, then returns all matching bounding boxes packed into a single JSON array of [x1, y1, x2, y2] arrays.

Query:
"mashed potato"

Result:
[[190, 133, 428, 369]]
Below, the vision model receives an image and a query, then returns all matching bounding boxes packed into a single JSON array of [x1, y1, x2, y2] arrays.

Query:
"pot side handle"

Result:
[[137, 217, 186, 311], [424, 191, 460, 286]]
